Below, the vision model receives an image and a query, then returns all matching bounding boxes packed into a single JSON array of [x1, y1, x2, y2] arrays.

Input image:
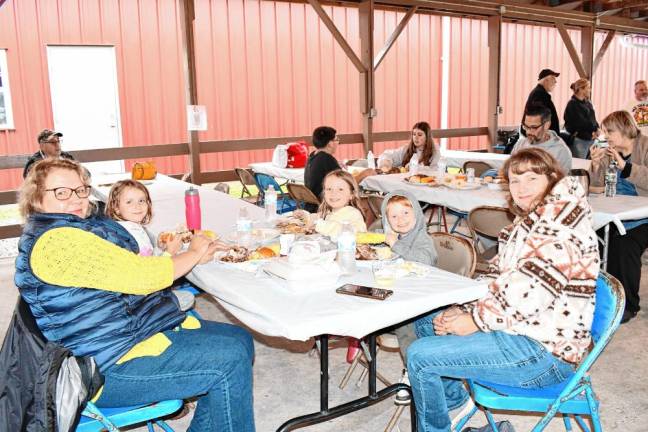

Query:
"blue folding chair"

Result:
[[77, 399, 183, 432], [253, 173, 297, 213], [455, 272, 625, 432]]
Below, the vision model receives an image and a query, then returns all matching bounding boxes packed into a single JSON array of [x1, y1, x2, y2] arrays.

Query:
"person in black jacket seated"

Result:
[[522, 69, 560, 136], [304, 126, 341, 212], [564, 78, 599, 158]]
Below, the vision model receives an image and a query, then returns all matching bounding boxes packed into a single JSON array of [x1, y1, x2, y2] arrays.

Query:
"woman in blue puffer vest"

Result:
[[15, 158, 256, 432]]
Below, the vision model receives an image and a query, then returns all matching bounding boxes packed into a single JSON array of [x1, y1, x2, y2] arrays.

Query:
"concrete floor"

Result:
[[1, 256, 646, 432]]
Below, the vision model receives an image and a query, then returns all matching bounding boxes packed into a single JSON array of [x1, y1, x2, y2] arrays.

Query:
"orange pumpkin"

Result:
[[131, 162, 157, 180]]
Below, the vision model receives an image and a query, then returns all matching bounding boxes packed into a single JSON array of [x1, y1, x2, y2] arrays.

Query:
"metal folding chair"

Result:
[[286, 183, 320, 209], [455, 272, 625, 432], [77, 400, 183, 432], [467, 206, 514, 274], [234, 168, 260, 204], [462, 161, 494, 178], [253, 173, 297, 214]]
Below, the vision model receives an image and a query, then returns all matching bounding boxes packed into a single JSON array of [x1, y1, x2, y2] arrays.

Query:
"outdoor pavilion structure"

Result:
[[0, 0, 647, 241]]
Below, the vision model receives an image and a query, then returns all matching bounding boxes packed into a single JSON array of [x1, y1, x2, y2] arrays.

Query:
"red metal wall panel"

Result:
[[446, 17, 489, 151], [499, 22, 583, 129], [592, 32, 648, 122], [1, 1, 646, 192]]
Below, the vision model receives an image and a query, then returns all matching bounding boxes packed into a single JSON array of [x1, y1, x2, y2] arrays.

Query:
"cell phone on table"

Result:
[[335, 284, 393, 300]]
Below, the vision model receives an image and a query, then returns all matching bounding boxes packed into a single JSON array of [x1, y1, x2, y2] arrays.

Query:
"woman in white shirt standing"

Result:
[[378, 121, 440, 171]]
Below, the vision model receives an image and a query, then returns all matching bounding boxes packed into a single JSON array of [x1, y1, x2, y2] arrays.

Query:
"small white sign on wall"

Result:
[[187, 105, 207, 131]]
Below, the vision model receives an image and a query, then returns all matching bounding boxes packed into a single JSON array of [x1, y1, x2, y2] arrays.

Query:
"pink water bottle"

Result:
[[185, 187, 202, 231]]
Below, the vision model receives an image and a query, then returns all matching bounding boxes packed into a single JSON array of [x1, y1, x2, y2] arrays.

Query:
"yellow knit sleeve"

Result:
[[31, 227, 174, 295]]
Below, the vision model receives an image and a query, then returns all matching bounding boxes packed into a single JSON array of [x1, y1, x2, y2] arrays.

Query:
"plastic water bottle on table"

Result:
[[337, 221, 357, 275], [604, 159, 617, 198], [265, 185, 278, 221], [236, 207, 253, 247]]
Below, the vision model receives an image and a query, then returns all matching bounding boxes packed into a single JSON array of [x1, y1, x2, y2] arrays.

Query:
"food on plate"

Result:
[[356, 232, 387, 245], [219, 246, 250, 263], [248, 246, 278, 260], [483, 176, 493, 183], [451, 178, 467, 188], [455, 174, 467, 182], [276, 217, 314, 235], [420, 176, 437, 184], [356, 244, 393, 260], [375, 246, 393, 261], [199, 229, 217, 239], [407, 175, 423, 184], [158, 226, 195, 247]]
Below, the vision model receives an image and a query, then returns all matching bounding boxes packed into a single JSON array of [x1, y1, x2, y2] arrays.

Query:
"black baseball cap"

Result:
[[538, 69, 560, 80], [37, 129, 63, 143]]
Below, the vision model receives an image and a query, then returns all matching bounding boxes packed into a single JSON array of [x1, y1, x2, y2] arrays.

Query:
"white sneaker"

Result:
[[394, 370, 411, 406], [449, 397, 476, 430]]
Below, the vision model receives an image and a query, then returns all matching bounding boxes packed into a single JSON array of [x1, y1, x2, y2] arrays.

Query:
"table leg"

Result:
[[602, 224, 609, 271], [276, 333, 417, 431], [320, 334, 328, 412]]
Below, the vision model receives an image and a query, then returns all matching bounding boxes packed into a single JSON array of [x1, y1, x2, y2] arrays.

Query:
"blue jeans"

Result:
[[95, 320, 255, 432], [571, 137, 593, 159], [407, 311, 574, 432]]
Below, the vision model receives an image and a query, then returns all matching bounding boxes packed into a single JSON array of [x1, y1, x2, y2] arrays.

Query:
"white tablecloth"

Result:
[[189, 262, 487, 341], [360, 173, 648, 233], [249, 162, 305, 183], [91, 173, 486, 341], [439, 149, 590, 171]]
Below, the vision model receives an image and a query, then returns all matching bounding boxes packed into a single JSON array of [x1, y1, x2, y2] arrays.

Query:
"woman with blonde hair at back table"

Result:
[[589, 110, 648, 323], [406, 148, 599, 432]]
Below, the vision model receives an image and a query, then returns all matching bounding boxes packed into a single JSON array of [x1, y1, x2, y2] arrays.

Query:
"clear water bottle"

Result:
[[605, 159, 617, 198], [236, 207, 253, 247], [337, 221, 357, 275], [367, 150, 376, 169], [437, 157, 447, 176], [265, 185, 278, 220], [409, 157, 419, 176]]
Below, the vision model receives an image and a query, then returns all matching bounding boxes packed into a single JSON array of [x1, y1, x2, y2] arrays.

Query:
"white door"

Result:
[[47, 46, 124, 174]]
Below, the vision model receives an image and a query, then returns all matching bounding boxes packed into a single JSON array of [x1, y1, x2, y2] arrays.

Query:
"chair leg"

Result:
[[585, 386, 601, 432], [354, 357, 392, 388], [453, 405, 478, 431], [484, 409, 500, 431], [574, 415, 592, 432], [562, 414, 573, 431], [384, 405, 407, 432], [153, 420, 176, 432], [339, 350, 363, 390]]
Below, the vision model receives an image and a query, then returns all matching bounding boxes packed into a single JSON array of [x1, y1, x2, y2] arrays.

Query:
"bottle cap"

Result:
[[186, 186, 199, 196]]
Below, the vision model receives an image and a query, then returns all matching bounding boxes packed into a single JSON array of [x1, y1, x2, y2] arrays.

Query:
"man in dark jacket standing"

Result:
[[523, 69, 561, 135]]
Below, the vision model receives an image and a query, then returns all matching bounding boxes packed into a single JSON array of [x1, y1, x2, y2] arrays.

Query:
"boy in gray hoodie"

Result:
[[380, 190, 438, 403]]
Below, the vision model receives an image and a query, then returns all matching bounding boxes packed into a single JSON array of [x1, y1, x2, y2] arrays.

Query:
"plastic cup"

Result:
[[373, 261, 395, 287]]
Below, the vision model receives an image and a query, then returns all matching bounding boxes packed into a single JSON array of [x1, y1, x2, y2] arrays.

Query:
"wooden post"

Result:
[[359, 0, 375, 154], [487, 15, 501, 150], [179, 0, 201, 184], [593, 30, 616, 76], [581, 25, 594, 79], [556, 22, 587, 78]]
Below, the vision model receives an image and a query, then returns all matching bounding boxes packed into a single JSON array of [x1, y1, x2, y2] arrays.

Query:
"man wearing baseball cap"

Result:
[[522, 69, 561, 135], [23, 129, 75, 178]]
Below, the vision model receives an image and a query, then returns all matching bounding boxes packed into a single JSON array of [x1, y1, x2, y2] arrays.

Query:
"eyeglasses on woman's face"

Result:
[[45, 185, 92, 201]]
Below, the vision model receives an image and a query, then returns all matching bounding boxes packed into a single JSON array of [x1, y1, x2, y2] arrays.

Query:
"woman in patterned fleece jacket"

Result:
[[406, 148, 599, 432]]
